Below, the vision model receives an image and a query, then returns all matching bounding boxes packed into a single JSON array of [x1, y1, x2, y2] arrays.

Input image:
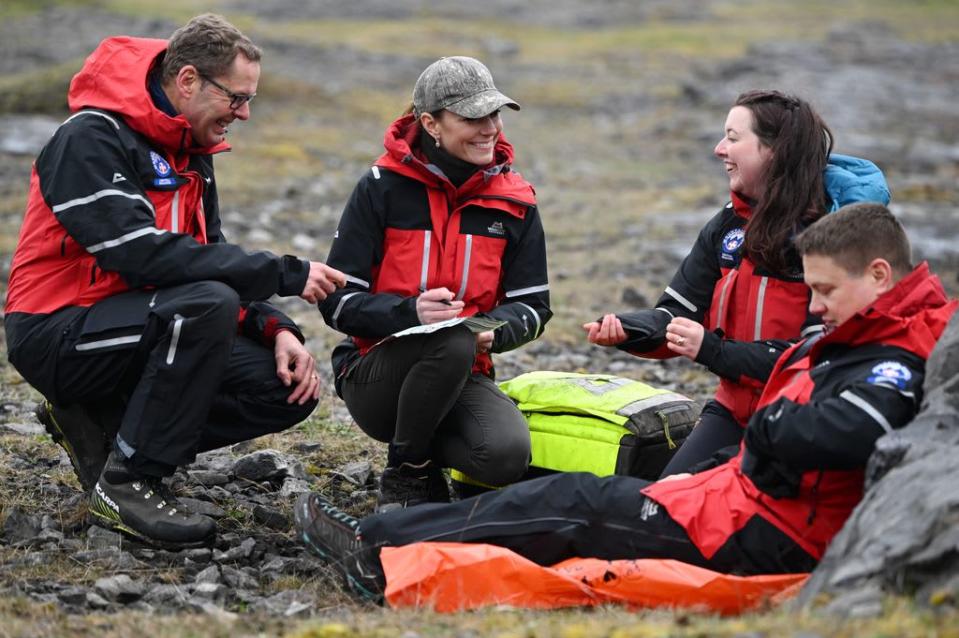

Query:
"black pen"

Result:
[[420, 287, 453, 305]]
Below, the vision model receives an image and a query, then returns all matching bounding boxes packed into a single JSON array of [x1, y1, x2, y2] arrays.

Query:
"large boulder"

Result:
[[800, 311, 959, 609]]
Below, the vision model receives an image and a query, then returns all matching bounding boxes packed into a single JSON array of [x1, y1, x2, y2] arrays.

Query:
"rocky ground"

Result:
[[0, 0, 958, 634]]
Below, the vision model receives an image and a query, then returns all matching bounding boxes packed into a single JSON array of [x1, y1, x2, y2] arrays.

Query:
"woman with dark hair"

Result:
[[584, 90, 889, 476], [319, 56, 551, 512]]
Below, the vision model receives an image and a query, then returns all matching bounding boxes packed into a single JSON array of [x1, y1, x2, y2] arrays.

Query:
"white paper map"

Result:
[[375, 315, 506, 347]]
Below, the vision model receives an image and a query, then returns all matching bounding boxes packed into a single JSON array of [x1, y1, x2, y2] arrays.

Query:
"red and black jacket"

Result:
[[642, 263, 957, 562], [319, 114, 551, 387], [616, 193, 821, 424], [5, 37, 309, 359]]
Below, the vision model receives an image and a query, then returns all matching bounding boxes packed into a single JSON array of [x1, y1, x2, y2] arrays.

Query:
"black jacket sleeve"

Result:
[[695, 333, 793, 384], [742, 348, 925, 497], [241, 302, 304, 345], [38, 114, 308, 301], [486, 204, 551, 353], [318, 171, 419, 338]]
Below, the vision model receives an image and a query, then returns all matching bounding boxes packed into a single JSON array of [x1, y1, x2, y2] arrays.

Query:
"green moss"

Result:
[[0, 60, 81, 115]]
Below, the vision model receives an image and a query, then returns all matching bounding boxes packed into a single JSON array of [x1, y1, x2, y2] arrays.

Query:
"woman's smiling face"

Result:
[[713, 105, 773, 200], [424, 109, 503, 166]]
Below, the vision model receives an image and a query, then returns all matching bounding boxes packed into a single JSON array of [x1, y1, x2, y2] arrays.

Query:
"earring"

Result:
[[434, 136, 441, 148]]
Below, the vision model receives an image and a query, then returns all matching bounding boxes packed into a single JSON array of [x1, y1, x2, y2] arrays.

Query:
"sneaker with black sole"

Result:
[[294, 492, 385, 603], [376, 461, 434, 513], [36, 400, 110, 491], [89, 451, 216, 549]]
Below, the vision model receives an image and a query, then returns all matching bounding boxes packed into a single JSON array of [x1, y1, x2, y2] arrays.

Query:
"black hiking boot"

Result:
[[376, 461, 436, 513], [427, 465, 451, 504], [36, 400, 110, 491], [294, 492, 385, 603], [89, 451, 216, 548]]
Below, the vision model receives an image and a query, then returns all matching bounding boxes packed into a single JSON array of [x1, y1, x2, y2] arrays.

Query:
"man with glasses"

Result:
[[4, 14, 345, 547]]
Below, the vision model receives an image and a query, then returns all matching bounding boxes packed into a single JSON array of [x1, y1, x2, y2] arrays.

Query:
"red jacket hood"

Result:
[[68, 36, 230, 156], [817, 261, 957, 360], [375, 114, 535, 206]]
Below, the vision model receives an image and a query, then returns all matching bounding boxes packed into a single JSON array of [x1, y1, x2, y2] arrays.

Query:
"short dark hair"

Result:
[[796, 203, 912, 276], [161, 14, 261, 82]]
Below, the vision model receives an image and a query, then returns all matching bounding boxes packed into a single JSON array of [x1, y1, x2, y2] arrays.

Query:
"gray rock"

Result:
[[36, 528, 64, 544], [194, 564, 221, 585], [188, 470, 230, 486], [86, 591, 111, 609], [144, 584, 189, 606], [2, 506, 41, 544], [94, 574, 145, 603], [39, 515, 58, 531], [233, 449, 292, 481], [2, 421, 44, 436], [57, 586, 87, 606], [221, 565, 259, 590], [184, 547, 213, 563], [330, 460, 373, 486], [86, 525, 122, 549], [191, 582, 226, 603], [293, 441, 323, 454], [800, 313, 959, 607], [74, 548, 143, 570], [191, 451, 235, 474], [253, 590, 314, 616], [822, 584, 884, 618], [178, 497, 227, 518], [216, 536, 257, 563], [280, 477, 311, 497], [261, 556, 293, 574], [252, 504, 289, 530]]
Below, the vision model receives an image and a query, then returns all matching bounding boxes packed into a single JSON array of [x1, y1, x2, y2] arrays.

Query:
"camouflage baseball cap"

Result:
[[412, 56, 520, 119]]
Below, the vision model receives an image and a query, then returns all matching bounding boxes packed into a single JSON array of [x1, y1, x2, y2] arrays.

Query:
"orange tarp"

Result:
[[382, 542, 809, 614]]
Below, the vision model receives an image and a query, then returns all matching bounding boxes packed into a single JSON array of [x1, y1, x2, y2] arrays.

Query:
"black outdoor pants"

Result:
[[16, 281, 316, 476], [659, 400, 744, 478], [360, 471, 817, 574], [341, 325, 530, 486]]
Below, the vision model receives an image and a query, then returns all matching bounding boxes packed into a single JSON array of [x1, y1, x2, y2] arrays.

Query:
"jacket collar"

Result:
[[375, 114, 534, 205], [815, 262, 956, 360]]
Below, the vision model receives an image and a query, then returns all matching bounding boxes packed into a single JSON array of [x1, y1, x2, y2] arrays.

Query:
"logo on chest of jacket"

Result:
[[867, 360, 912, 389], [150, 151, 172, 178], [721, 228, 745, 261], [487, 221, 505, 236]]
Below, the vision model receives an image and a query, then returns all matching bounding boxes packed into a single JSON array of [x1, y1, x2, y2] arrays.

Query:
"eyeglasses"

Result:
[[200, 74, 255, 110]]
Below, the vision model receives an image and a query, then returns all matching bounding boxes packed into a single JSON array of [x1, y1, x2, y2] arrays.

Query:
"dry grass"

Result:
[[2, 0, 959, 634]]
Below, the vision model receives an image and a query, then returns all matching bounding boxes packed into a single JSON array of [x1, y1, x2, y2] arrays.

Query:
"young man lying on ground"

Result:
[[294, 203, 957, 602]]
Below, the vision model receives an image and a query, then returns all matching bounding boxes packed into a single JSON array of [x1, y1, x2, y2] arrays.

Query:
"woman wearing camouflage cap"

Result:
[[317, 57, 551, 512]]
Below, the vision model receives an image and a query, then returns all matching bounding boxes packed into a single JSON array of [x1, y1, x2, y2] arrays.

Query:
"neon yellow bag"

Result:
[[453, 371, 699, 486]]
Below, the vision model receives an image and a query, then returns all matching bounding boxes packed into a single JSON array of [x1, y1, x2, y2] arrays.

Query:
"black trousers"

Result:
[[341, 326, 530, 486], [659, 400, 744, 477], [13, 281, 316, 476], [360, 472, 817, 574]]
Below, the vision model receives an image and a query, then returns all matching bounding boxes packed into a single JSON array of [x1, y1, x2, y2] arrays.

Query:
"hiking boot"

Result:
[[294, 492, 385, 603], [376, 461, 434, 513], [89, 451, 215, 548], [36, 400, 110, 491]]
